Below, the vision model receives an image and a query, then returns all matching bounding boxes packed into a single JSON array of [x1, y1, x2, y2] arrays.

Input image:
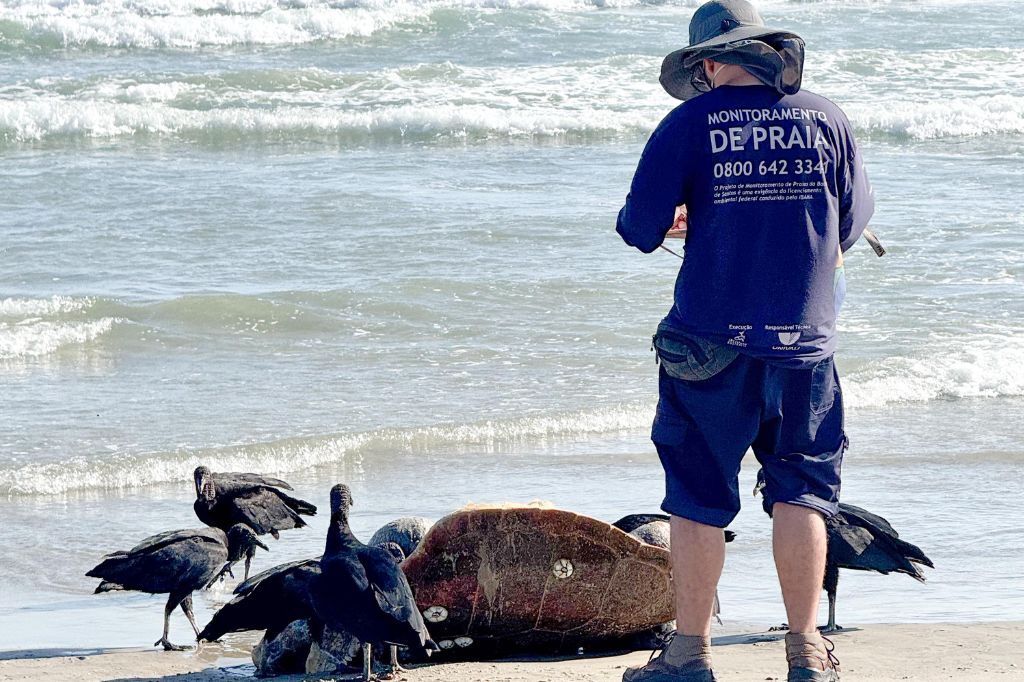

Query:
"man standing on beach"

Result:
[[616, 2, 873, 681]]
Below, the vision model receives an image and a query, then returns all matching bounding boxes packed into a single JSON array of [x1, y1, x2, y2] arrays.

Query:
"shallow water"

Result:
[[1, 0, 1023, 652]]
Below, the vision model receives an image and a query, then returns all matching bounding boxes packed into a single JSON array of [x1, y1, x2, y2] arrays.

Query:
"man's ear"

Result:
[[703, 58, 718, 82]]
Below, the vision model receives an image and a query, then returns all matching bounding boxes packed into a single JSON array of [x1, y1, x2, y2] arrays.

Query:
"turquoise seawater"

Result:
[[1, 0, 1022, 652]]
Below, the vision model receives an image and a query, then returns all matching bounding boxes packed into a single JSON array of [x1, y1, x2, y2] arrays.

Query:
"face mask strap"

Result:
[[708, 62, 723, 89]]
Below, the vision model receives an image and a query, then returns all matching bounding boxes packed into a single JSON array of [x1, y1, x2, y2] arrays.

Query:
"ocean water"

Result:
[[1, 0, 1023, 653]]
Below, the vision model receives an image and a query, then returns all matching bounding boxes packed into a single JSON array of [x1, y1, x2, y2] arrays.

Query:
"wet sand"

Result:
[[2, 622, 1021, 682]]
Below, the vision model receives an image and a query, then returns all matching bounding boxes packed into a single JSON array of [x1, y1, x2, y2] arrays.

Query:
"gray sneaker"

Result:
[[785, 632, 840, 682], [622, 633, 717, 682]]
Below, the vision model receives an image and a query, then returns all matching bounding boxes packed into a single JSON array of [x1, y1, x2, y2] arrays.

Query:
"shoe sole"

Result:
[[787, 669, 839, 682], [623, 670, 717, 682]]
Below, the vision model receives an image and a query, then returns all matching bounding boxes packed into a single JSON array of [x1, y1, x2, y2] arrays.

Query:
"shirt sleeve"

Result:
[[616, 114, 690, 254], [837, 116, 875, 253]]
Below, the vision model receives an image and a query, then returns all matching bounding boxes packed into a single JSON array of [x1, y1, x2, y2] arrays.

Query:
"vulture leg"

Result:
[[822, 562, 841, 633], [244, 549, 253, 582], [180, 595, 201, 639], [381, 644, 407, 678], [826, 590, 839, 633], [210, 561, 234, 585], [362, 642, 374, 681], [154, 593, 190, 651]]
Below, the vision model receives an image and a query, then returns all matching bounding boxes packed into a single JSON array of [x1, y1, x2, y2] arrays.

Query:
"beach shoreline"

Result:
[[2, 622, 1021, 682]]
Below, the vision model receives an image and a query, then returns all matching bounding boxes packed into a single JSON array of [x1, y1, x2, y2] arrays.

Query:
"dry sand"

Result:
[[2, 623, 1022, 682]]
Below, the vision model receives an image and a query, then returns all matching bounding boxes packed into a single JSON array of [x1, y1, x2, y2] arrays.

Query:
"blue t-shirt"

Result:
[[617, 84, 874, 369]]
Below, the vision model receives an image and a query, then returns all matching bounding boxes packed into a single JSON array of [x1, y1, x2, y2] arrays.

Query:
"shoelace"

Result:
[[821, 635, 841, 671], [787, 634, 841, 672], [645, 631, 675, 664]]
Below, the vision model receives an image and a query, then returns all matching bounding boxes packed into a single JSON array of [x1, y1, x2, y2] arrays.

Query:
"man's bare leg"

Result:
[[622, 516, 722, 681], [773, 502, 838, 680], [671, 516, 726, 636], [772, 503, 826, 633]]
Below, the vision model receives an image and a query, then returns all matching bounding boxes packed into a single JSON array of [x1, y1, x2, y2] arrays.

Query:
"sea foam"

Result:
[[0, 0, 1016, 50], [847, 95, 1024, 141], [0, 93, 660, 143], [0, 403, 654, 496], [0, 0, 434, 47], [0, 295, 94, 317], [3, 85, 1021, 144], [4, 332, 1024, 496], [0, 297, 118, 360], [843, 338, 1024, 409], [0, 319, 117, 359]]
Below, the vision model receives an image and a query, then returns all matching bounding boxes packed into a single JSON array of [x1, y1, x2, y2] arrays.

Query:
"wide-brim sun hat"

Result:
[[660, 0, 806, 101]]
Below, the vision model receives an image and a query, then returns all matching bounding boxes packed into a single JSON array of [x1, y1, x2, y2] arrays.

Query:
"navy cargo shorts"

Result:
[[651, 328, 846, 528]]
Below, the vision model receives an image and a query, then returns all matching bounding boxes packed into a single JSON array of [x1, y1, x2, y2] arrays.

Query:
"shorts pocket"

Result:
[[651, 406, 687, 445], [810, 356, 837, 415], [652, 324, 738, 382]]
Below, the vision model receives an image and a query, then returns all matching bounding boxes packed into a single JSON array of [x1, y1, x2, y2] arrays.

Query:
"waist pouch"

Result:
[[652, 322, 740, 381]]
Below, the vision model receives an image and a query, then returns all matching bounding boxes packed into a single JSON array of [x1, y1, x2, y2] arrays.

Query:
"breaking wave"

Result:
[[0, 1, 431, 49], [843, 338, 1024, 409], [846, 95, 1024, 141], [0, 319, 117, 359], [2, 80, 1021, 145], [0, 295, 94, 317], [0, 297, 119, 360], [0, 96, 659, 143], [4, 38, 1024, 146], [0, 0, 706, 49], [0, 0, 1013, 52], [2, 331, 1022, 496], [0, 403, 655, 496]]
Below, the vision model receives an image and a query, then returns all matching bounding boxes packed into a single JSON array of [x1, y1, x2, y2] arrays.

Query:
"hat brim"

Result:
[[660, 27, 801, 101]]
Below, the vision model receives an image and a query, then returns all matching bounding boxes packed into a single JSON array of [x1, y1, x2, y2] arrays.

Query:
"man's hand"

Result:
[[666, 205, 687, 239]]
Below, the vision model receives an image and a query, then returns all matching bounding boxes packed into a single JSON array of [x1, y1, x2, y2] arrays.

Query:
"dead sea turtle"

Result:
[[612, 513, 736, 629], [400, 505, 675, 656]]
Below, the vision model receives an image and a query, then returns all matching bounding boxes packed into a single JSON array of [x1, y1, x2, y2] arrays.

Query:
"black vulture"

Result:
[[753, 471, 934, 631], [824, 503, 933, 631], [199, 543, 407, 649], [199, 557, 321, 643], [87, 524, 267, 650], [193, 466, 317, 579], [612, 512, 737, 542], [310, 484, 438, 680], [210, 471, 295, 491]]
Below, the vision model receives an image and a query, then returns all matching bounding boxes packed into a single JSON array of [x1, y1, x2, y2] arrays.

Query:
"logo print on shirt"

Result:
[[778, 331, 801, 346]]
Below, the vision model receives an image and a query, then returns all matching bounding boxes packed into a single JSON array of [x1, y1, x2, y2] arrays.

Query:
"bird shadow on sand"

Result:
[[103, 667, 413, 682], [711, 626, 863, 648]]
